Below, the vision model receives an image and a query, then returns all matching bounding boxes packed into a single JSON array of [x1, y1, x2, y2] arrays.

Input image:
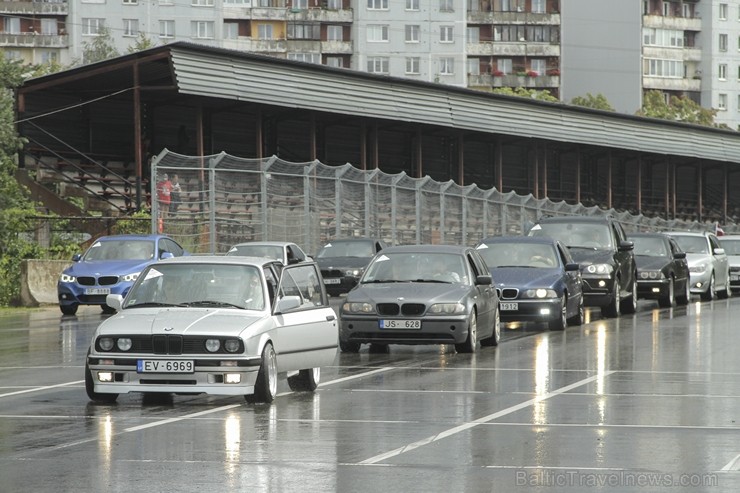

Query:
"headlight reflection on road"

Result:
[[533, 335, 550, 426], [596, 324, 607, 424], [224, 413, 240, 469]]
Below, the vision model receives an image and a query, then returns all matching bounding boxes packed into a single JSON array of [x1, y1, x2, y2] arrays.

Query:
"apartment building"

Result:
[[0, 0, 69, 65]]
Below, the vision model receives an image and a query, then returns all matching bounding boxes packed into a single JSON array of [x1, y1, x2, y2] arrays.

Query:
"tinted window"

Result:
[[632, 237, 668, 257], [477, 242, 558, 268], [362, 252, 467, 284], [317, 241, 375, 258], [84, 239, 155, 261], [719, 238, 740, 255], [529, 222, 613, 249], [671, 236, 709, 254], [227, 244, 283, 261]]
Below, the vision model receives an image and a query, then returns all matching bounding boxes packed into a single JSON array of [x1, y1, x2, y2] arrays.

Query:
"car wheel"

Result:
[[700, 273, 715, 301], [676, 278, 691, 305], [567, 296, 584, 326], [60, 304, 78, 316], [85, 358, 118, 403], [620, 277, 637, 314], [455, 311, 478, 353], [246, 343, 277, 404], [658, 277, 675, 308], [718, 271, 730, 299], [287, 368, 320, 392], [481, 306, 500, 347], [548, 297, 567, 331], [602, 279, 621, 318], [339, 339, 361, 353]]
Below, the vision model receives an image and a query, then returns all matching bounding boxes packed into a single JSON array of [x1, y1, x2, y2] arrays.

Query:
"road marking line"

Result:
[[0, 380, 83, 398], [721, 454, 740, 471], [318, 367, 394, 387], [359, 371, 615, 465], [124, 404, 242, 432]]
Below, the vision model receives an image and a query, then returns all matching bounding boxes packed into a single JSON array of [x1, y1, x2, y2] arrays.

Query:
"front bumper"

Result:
[[637, 278, 670, 299], [580, 275, 616, 307], [729, 270, 740, 290], [87, 355, 261, 396], [688, 270, 712, 294], [499, 298, 562, 322], [322, 276, 360, 296], [340, 314, 470, 345], [58, 282, 133, 307]]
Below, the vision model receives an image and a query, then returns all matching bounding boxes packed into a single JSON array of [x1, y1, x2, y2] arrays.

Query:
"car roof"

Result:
[[322, 237, 382, 244], [229, 241, 294, 247], [664, 231, 711, 237], [95, 234, 168, 241], [380, 244, 473, 254], [157, 255, 284, 267], [478, 235, 558, 245], [629, 232, 670, 238], [534, 215, 614, 224]]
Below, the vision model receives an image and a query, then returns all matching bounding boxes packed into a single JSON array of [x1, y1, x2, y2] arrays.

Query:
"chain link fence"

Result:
[[147, 150, 719, 256]]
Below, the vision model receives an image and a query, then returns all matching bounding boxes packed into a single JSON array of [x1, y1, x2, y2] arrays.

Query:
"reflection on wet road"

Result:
[[1, 298, 740, 492]]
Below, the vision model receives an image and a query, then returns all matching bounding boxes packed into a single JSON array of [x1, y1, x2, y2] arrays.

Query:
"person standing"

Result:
[[170, 174, 182, 213], [156, 173, 172, 220]]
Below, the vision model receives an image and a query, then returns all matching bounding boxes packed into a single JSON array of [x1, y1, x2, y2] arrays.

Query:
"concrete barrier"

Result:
[[20, 260, 71, 307]]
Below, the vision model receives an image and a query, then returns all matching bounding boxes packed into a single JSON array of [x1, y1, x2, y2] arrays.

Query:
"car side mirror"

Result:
[[673, 252, 686, 259], [475, 274, 492, 285], [288, 257, 301, 265], [274, 295, 301, 314], [565, 263, 580, 271], [714, 248, 726, 256], [72, 253, 82, 262], [618, 240, 634, 251], [160, 252, 174, 260], [106, 294, 123, 312]]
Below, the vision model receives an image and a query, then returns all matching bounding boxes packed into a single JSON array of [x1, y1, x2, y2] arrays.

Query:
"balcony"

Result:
[[642, 76, 700, 92], [0, 33, 68, 48], [643, 14, 701, 32], [466, 42, 560, 57], [643, 45, 702, 62], [221, 37, 287, 53], [285, 39, 321, 52], [223, 7, 289, 21], [320, 40, 353, 54], [468, 73, 560, 89], [0, 0, 67, 15], [467, 12, 560, 25], [286, 7, 353, 23]]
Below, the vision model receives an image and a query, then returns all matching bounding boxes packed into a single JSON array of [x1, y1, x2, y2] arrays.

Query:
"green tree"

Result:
[[637, 90, 718, 127], [127, 33, 156, 54], [571, 93, 615, 112], [82, 27, 119, 64], [492, 87, 559, 103]]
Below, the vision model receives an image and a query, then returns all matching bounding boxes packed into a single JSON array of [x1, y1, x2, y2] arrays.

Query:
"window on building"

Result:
[[327, 0, 341, 8], [82, 18, 103, 36], [718, 93, 727, 110], [406, 0, 419, 11], [440, 0, 454, 12], [737, 94, 740, 112], [123, 19, 139, 37], [258, 24, 273, 39], [326, 56, 345, 68], [405, 25, 420, 43], [406, 57, 420, 74], [440, 57, 454, 75], [367, 0, 388, 10], [327, 26, 343, 41], [467, 27, 480, 43], [192, 0, 214, 5], [41, 50, 58, 64], [288, 23, 320, 40], [3, 17, 20, 34], [531, 59, 545, 75], [192, 21, 214, 39], [160, 20, 175, 38], [643, 58, 683, 78], [4, 50, 21, 61], [367, 56, 389, 74], [159, 0, 174, 5], [293, 0, 308, 7], [467, 58, 480, 75], [41, 18, 58, 35], [662, 1, 670, 16], [123, 0, 138, 4], [440, 25, 454, 43], [719, 3, 728, 20], [367, 25, 389, 42], [720, 33, 728, 51], [224, 22, 238, 40], [719, 64, 727, 80], [224, 0, 249, 3], [531, 0, 545, 14], [287, 53, 321, 64], [498, 58, 512, 74]]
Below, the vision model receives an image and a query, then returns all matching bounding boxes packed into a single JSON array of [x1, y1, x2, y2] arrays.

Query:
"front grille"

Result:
[[140, 379, 197, 385], [401, 303, 425, 316], [377, 303, 400, 316], [351, 332, 455, 342], [77, 276, 96, 286], [731, 266, 740, 273], [99, 276, 119, 286], [97, 335, 243, 355], [322, 269, 342, 278], [501, 288, 519, 300]]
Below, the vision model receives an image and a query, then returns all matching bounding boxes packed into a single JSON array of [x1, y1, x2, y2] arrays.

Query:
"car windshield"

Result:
[[362, 252, 467, 284], [317, 241, 374, 258], [632, 237, 668, 257], [477, 242, 558, 268], [719, 239, 740, 255], [227, 244, 283, 261], [530, 222, 613, 249], [124, 263, 265, 310], [671, 236, 709, 254], [83, 240, 155, 261]]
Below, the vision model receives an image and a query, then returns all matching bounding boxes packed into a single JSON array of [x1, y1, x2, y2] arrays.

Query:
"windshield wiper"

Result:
[[363, 279, 406, 284], [183, 300, 243, 309], [126, 302, 185, 308], [413, 279, 452, 283]]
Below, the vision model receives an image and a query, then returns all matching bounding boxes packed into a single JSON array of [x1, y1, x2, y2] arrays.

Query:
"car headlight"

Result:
[[121, 272, 140, 282], [60, 273, 76, 283], [639, 271, 664, 280], [428, 303, 466, 315], [342, 302, 375, 314], [345, 268, 364, 277], [98, 337, 114, 351], [205, 339, 221, 352], [523, 289, 557, 299], [585, 263, 614, 275], [690, 264, 708, 273], [116, 338, 132, 351], [224, 339, 240, 353]]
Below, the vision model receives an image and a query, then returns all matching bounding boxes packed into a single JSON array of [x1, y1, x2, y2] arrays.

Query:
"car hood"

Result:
[[316, 257, 372, 269], [684, 253, 712, 267], [65, 259, 153, 276], [490, 267, 563, 289], [98, 308, 268, 336], [347, 282, 471, 304], [634, 256, 671, 271], [567, 248, 616, 266]]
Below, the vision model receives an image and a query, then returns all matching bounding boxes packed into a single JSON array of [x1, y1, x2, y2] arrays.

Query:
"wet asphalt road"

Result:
[[1, 297, 740, 492]]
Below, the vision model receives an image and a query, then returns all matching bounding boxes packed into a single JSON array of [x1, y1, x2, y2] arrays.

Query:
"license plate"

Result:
[[380, 319, 421, 329], [137, 360, 194, 373], [323, 278, 341, 284], [85, 287, 111, 295], [500, 302, 519, 311]]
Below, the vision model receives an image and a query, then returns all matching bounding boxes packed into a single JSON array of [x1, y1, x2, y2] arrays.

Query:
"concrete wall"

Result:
[[20, 259, 70, 306]]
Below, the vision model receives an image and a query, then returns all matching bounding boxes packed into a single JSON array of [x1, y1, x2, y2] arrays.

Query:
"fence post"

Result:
[[415, 178, 426, 245], [208, 158, 218, 253], [304, 162, 317, 253], [150, 154, 159, 233], [335, 165, 351, 239], [440, 181, 453, 245], [483, 189, 495, 238], [262, 156, 277, 241], [391, 173, 405, 246]]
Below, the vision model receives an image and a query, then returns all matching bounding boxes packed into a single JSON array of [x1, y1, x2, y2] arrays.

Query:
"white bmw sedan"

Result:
[[85, 256, 338, 404]]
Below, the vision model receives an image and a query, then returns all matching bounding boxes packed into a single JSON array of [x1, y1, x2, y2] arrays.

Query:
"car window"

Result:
[[632, 236, 668, 257], [228, 245, 283, 261], [529, 222, 613, 249], [477, 242, 557, 268], [671, 235, 709, 254], [362, 252, 465, 283], [317, 241, 374, 258], [276, 264, 325, 311], [719, 238, 740, 255], [84, 239, 155, 261], [709, 235, 722, 252], [163, 238, 184, 257]]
